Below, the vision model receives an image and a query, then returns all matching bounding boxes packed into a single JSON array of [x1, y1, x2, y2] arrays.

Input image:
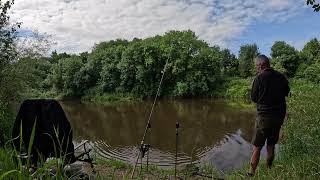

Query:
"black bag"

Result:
[[12, 99, 75, 165]]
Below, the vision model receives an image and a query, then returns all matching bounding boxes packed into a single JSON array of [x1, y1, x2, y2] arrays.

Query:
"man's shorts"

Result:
[[252, 126, 281, 147]]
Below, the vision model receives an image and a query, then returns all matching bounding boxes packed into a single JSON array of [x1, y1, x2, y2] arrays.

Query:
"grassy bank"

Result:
[[81, 92, 142, 105], [91, 158, 222, 179], [0, 149, 221, 179]]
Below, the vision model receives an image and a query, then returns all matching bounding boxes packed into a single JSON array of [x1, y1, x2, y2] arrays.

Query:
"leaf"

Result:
[[27, 119, 37, 167], [0, 170, 20, 180]]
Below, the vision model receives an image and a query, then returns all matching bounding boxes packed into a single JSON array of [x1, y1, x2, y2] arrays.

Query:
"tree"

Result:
[[300, 38, 320, 64], [306, 0, 320, 12], [0, 0, 20, 102], [159, 30, 222, 96], [271, 41, 300, 77], [0, 0, 21, 143], [51, 51, 71, 64], [98, 42, 127, 92], [15, 57, 52, 92], [16, 31, 54, 58], [117, 41, 144, 94], [238, 44, 259, 78], [220, 49, 239, 76]]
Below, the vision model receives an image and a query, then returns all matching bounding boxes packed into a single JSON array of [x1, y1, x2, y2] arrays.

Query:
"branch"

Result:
[[306, 0, 320, 12]]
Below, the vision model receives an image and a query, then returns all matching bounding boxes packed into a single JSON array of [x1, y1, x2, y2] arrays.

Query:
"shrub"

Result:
[[303, 63, 320, 83], [0, 101, 15, 145]]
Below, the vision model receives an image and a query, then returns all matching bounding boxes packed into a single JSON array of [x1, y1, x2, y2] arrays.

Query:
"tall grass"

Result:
[[0, 122, 82, 180]]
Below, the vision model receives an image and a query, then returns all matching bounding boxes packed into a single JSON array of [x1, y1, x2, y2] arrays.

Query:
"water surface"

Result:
[[61, 99, 256, 172]]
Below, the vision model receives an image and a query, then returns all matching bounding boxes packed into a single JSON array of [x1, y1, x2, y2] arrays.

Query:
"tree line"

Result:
[[34, 34, 319, 98], [3, 31, 320, 100]]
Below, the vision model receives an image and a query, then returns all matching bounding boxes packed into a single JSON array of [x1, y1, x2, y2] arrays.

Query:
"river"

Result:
[[61, 99, 256, 172]]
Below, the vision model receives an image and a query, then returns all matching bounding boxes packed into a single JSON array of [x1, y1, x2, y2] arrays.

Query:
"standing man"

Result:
[[249, 54, 290, 176]]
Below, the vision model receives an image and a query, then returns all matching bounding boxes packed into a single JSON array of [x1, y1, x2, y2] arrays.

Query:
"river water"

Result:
[[61, 99, 256, 172]]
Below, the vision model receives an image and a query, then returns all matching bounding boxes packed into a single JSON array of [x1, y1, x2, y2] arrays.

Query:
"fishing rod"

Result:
[[175, 121, 180, 179], [131, 60, 168, 178]]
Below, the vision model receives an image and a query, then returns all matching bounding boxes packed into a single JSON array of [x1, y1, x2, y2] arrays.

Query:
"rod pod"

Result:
[[139, 123, 151, 177]]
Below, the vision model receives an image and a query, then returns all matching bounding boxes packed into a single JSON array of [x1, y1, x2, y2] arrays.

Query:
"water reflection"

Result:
[[61, 99, 256, 172]]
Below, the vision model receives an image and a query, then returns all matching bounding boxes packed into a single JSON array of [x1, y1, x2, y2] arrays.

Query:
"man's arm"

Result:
[[251, 77, 259, 103]]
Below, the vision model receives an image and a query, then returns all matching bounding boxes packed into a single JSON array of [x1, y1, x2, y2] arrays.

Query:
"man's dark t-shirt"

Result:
[[251, 68, 290, 128]]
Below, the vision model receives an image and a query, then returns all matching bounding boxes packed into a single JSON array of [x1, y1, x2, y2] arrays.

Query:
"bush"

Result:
[[303, 63, 320, 83], [213, 78, 252, 100], [295, 63, 308, 78], [0, 101, 15, 145]]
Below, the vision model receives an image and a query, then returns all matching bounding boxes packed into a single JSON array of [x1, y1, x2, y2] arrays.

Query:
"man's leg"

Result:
[[250, 124, 266, 176], [266, 145, 275, 168], [266, 126, 281, 169], [250, 146, 262, 174]]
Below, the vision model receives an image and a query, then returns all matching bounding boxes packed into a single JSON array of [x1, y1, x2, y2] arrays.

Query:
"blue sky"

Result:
[[229, 8, 320, 56], [9, 0, 320, 56]]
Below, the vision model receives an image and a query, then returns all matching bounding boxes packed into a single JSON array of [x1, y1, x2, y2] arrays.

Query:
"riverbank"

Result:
[[89, 158, 223, 179]]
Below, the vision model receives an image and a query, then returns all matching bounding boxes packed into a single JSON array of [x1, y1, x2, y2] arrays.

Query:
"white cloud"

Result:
[[9, 0, 304, 53]]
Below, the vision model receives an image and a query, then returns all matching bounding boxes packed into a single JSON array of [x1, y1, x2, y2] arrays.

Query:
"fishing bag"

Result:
[[12, 99, 75, 165]]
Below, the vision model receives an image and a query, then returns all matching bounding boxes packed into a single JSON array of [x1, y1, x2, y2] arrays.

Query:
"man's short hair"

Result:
[[255, 54, 270, 67]]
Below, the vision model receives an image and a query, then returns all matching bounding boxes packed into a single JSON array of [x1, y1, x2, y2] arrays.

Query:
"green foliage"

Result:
[[307, 0, 320, 12], [238, 44, 259, 78], [271, 41, 300, 77], [0, 149, 16, 174], [221, 49, 239, 76], [295, 39, 320, 83], [0, 0, 21, 102], [82, 92, 139, 105], [271, 41, 297, 59], [303, 63, 320, 83], [95, 158, 128, 170], [50, 51, 71, 64], [47, 55, 85, 96], [0, 101, 15, 144], [300, 38, 320, 64], [214, 78, 253, 100], [46, 30, 223, 99], [294, 62, 308, 78], [98, 41, 127, 92], [271, 59, 287, 75], [0, 0, 18, 66], [15, 57, 52, 93]]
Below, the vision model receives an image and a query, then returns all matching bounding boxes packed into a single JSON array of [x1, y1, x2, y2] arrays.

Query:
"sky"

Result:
[[9, 0, 320, 56]]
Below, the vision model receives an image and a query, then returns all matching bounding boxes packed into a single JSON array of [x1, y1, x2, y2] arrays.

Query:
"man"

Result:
[[249, 54, 290, 176]]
